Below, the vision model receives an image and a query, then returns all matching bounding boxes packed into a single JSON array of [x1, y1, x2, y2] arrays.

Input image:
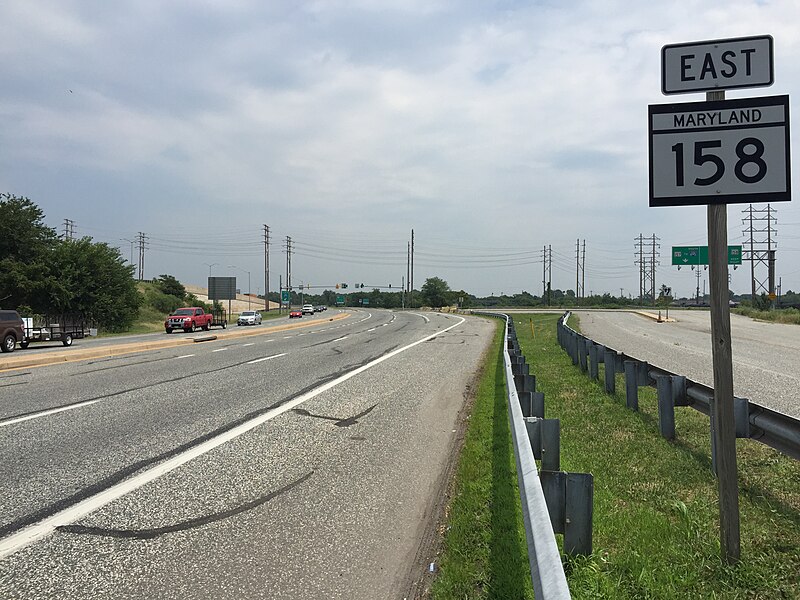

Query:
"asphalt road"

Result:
[[0, 309, 495, 599], [576, 309, 800, 419]]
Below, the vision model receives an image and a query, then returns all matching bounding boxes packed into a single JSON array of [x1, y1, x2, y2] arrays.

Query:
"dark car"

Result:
[[0, 310, 25, 353]]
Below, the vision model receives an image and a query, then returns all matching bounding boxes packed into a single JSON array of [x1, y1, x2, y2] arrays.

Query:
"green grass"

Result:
[[513, 313, 800, 598], [431, 313, 799, 599], [733, 306, 800, 325], [430, 321, 535, 600]]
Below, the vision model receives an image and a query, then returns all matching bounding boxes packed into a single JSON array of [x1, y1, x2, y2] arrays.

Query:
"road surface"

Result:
[[0, 309, 495, 599]]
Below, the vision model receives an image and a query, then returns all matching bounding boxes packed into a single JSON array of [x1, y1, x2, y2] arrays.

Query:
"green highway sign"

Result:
[[336, 295, 344, 305], [362, 298, 370, 305], [672, 245, 742, 266], [281, 290, 290, 303]]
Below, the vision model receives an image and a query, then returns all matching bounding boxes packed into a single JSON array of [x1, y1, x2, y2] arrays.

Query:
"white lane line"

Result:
[[0, 315, 465, 560], [1, 400, 103, 428], [247, 353, 287, 364], [242, 343, 255, 347], [175, 354, 195, 359], [283, 336, 292, 339], [367, 328, 376, 332], [332, 336, 348, 342], [410, 312, 430, 323], [212, 348, 228, 353]]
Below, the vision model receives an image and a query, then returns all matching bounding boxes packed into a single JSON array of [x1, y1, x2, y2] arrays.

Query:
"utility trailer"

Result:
[[210, 307, 227, 329], [20, 314, 91, 348]]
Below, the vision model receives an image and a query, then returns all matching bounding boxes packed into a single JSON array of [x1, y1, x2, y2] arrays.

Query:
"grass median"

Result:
[[431, 313, 799, 599]]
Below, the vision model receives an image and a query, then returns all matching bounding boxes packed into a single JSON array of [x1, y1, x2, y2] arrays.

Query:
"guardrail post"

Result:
[[624, 360, 639, 411], [570, 332, 579, 365], [516, 374, 536, 394], [672, 375, 689, 406], [519, 391, 533, 418], [636, 361, 651, 386], [525, 417, 560, 471], [588, 344, 599, 380], [578, 337, 588, 372], [735, 397, 750, 438], [657, 375, 676, 440], [564, 473, 593, 556], [531, 391, 545, 418], [541, 471, 594, 557], [604, 349, 616, 394]]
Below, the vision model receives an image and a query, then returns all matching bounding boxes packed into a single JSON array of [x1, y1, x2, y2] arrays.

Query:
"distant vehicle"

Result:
[[289, 309, 303, 318], [237, 310, 262, 326], [165, 307, 213, 333], [18, 314, 89, 349], [315, 305, 326, 312], [302, 304, 315, 315], [0, 310, 25, 353]]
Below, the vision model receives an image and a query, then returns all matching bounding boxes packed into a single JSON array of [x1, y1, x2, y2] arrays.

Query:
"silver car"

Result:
[[237, 310, 262, 326]]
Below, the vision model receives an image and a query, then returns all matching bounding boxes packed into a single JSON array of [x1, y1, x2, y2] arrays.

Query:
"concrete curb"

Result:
[[0, 312, 350, 373], [633, 310, 676, 323]]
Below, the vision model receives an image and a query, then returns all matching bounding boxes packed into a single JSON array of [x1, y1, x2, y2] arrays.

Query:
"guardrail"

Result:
[[557, 311, 800, 462], [476, 311, 574, 599]]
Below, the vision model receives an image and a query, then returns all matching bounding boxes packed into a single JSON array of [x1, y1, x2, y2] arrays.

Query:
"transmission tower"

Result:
[[285, 236, 293, 293], [575, 239, 585, 299], [742, 204, 777, 302], [62, 218, 75, 241], [635, 234, 659, 305]]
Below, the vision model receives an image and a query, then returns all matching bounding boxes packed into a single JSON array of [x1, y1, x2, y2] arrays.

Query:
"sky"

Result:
[[2, 0, 800, 300]]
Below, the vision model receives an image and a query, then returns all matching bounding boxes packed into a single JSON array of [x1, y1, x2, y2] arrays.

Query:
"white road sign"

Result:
[[649, 95, 790, 207], [662, 35, 773, 95]]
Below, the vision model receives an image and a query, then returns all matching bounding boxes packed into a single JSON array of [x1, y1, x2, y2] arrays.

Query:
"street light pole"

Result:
[[121, 239, 136, 278]]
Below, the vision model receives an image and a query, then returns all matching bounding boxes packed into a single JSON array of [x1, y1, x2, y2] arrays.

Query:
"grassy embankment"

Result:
[[105, 281, 285, 336], [733, 306, 800, 325], [431, 313, 799, 599]]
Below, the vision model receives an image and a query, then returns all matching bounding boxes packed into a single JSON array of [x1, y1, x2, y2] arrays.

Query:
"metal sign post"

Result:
[[650, 34, 790, 564]]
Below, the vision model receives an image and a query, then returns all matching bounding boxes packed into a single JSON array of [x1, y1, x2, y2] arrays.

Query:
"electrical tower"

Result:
[[542, 245, 552, 304], [635, 234, 659, 305], [137, 232, 149, 281], [741, 204, 777, 302], [62, 218, 75, 241]]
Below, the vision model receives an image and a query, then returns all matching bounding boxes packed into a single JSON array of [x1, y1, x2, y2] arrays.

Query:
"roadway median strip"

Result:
[[0, 312, 350, 373]]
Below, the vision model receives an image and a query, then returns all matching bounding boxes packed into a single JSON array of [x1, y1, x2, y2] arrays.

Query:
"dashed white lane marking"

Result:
[[0, 315, 466, 560], [367, 328, 376, 332], [242, 343, 255, 347], [332, 336, 348, 342], [247, 353, 287, 364], [283, 336, 292, 339], [212, 348, 228, 353], [410, 312, 430, 323], [1, 400, 102, 428], [175, 354, 195, 359]]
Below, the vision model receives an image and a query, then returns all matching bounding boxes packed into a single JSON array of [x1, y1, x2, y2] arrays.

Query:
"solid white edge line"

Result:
[[0, 315, 466, 560], [246, 353, 287, 364], [410, 312, 430, 323]]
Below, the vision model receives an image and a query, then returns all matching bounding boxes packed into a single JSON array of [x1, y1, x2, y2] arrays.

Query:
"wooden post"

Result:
[[707, 86, 741, 563]]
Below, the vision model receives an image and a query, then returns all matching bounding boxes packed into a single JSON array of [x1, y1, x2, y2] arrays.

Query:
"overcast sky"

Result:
[[2, 0, 799, 299]]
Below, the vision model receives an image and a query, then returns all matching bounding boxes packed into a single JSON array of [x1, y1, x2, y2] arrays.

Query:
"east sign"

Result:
[[662, 35, 773, 95]]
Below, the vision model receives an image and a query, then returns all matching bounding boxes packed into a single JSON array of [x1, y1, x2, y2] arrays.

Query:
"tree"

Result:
[[421, 277, 451, 308], [156, 274, 186, 300], [48, 238, 141, 331]]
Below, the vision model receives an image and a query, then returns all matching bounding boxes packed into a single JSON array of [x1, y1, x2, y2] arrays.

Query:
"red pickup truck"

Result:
[[165, 307, 213, 333]]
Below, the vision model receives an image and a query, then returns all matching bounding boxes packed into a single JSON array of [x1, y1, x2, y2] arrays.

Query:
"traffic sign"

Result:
[[281, 290, 290, 303], [672, 245, 742, 266], [662, 35, 774, 95], [649, 95, 790, 206]]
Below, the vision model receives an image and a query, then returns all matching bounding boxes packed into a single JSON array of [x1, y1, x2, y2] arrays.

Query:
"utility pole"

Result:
[[547, 244, 552, 305], [542, 245, 547, 302], [410, 229, 415, 309], [649, 234, 660, 306], [581, 239, 586, 300], [263, 224, 270, 311], [575, 238, 585, 300], [137, 232, 148, 281], [62, 218, 75, 241], [285, 236, 292, 295]]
